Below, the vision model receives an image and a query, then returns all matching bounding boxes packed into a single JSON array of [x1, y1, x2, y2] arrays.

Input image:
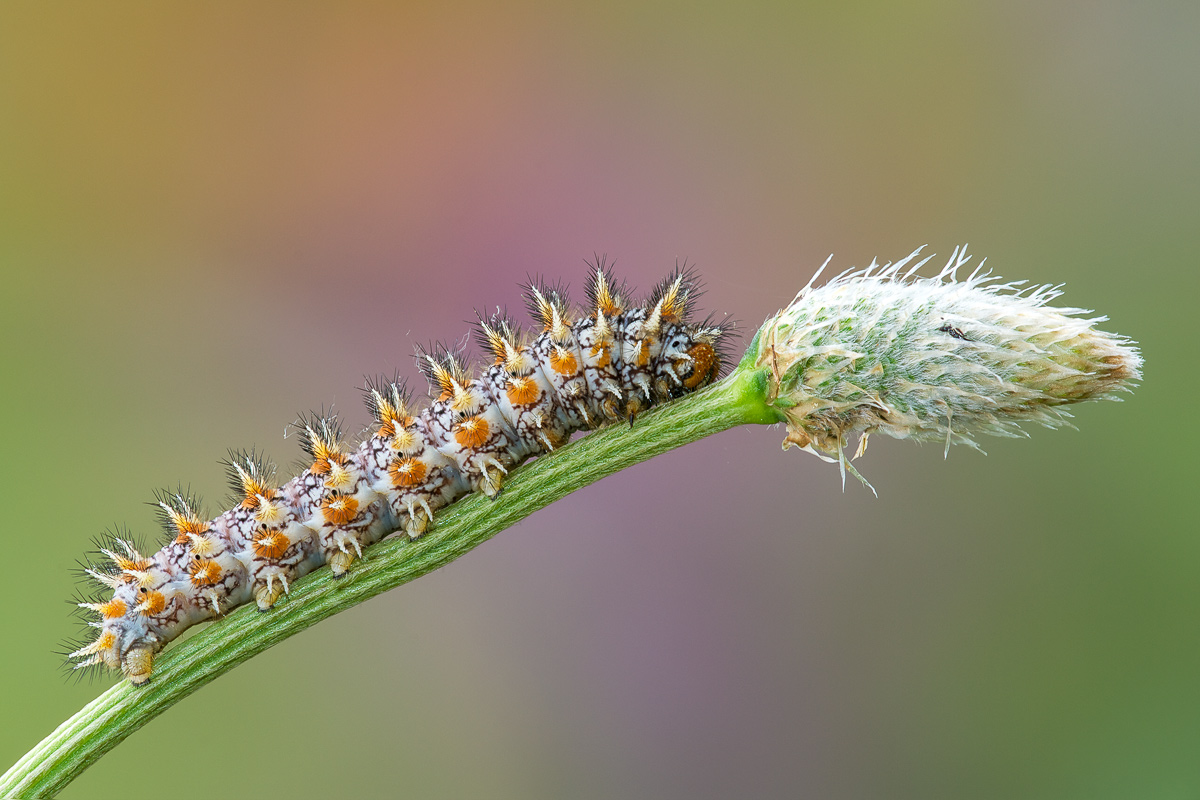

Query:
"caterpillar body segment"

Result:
[[68, 261, 732, 685]]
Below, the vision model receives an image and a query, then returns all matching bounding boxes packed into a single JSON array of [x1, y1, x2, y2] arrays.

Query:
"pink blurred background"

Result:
[[2, 3, 1196, 797]]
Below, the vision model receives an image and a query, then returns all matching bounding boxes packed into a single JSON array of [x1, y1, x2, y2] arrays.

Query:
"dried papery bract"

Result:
[[753, 245, 1143, 490]]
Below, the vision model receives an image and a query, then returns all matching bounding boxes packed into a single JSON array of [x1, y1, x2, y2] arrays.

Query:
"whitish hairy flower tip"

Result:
[[753, 245, 1142, 491]]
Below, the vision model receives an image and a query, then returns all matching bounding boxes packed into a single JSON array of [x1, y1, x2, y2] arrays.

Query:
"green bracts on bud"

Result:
[[750, 246, 1142, 485]]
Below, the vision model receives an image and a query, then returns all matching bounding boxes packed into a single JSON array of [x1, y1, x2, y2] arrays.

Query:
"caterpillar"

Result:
[[66, 261, 732, 685]]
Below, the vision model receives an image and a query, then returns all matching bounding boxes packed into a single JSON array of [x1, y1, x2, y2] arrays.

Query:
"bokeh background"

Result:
[[2, 3, 1197, 798]]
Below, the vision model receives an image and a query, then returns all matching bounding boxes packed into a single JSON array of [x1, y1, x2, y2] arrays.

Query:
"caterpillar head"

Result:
[[655, 323, 729, 398]]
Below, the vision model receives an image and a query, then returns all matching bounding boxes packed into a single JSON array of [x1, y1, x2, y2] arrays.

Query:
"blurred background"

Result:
[[2, 2, 1197, 797]]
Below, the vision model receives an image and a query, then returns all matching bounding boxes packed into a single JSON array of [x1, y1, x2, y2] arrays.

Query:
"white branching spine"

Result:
[[754, 245, 1143, 489]]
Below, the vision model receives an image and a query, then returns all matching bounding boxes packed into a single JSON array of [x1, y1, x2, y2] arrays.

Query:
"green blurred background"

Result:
[[2, 2, 1196, 797]]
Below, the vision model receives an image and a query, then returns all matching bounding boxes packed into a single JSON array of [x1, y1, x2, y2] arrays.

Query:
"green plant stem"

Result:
[[1, 365, 780, 799]]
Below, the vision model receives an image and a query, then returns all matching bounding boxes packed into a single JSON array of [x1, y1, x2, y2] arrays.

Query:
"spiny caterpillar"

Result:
[[66, 262, 731, 685]]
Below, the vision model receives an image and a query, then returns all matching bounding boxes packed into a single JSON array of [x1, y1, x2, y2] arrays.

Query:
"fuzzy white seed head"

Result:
[[754, 245, 1142, 488]]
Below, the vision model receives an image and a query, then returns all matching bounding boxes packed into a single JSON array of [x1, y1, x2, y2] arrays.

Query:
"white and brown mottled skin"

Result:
[[69, 265, 729, 685]]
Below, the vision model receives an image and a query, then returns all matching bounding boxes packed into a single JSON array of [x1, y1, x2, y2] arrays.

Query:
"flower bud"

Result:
[[752, 245, 1142, 488]]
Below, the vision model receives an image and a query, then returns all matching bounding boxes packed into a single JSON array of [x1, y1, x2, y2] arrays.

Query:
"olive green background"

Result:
[[2, 3, 1196, 798]]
